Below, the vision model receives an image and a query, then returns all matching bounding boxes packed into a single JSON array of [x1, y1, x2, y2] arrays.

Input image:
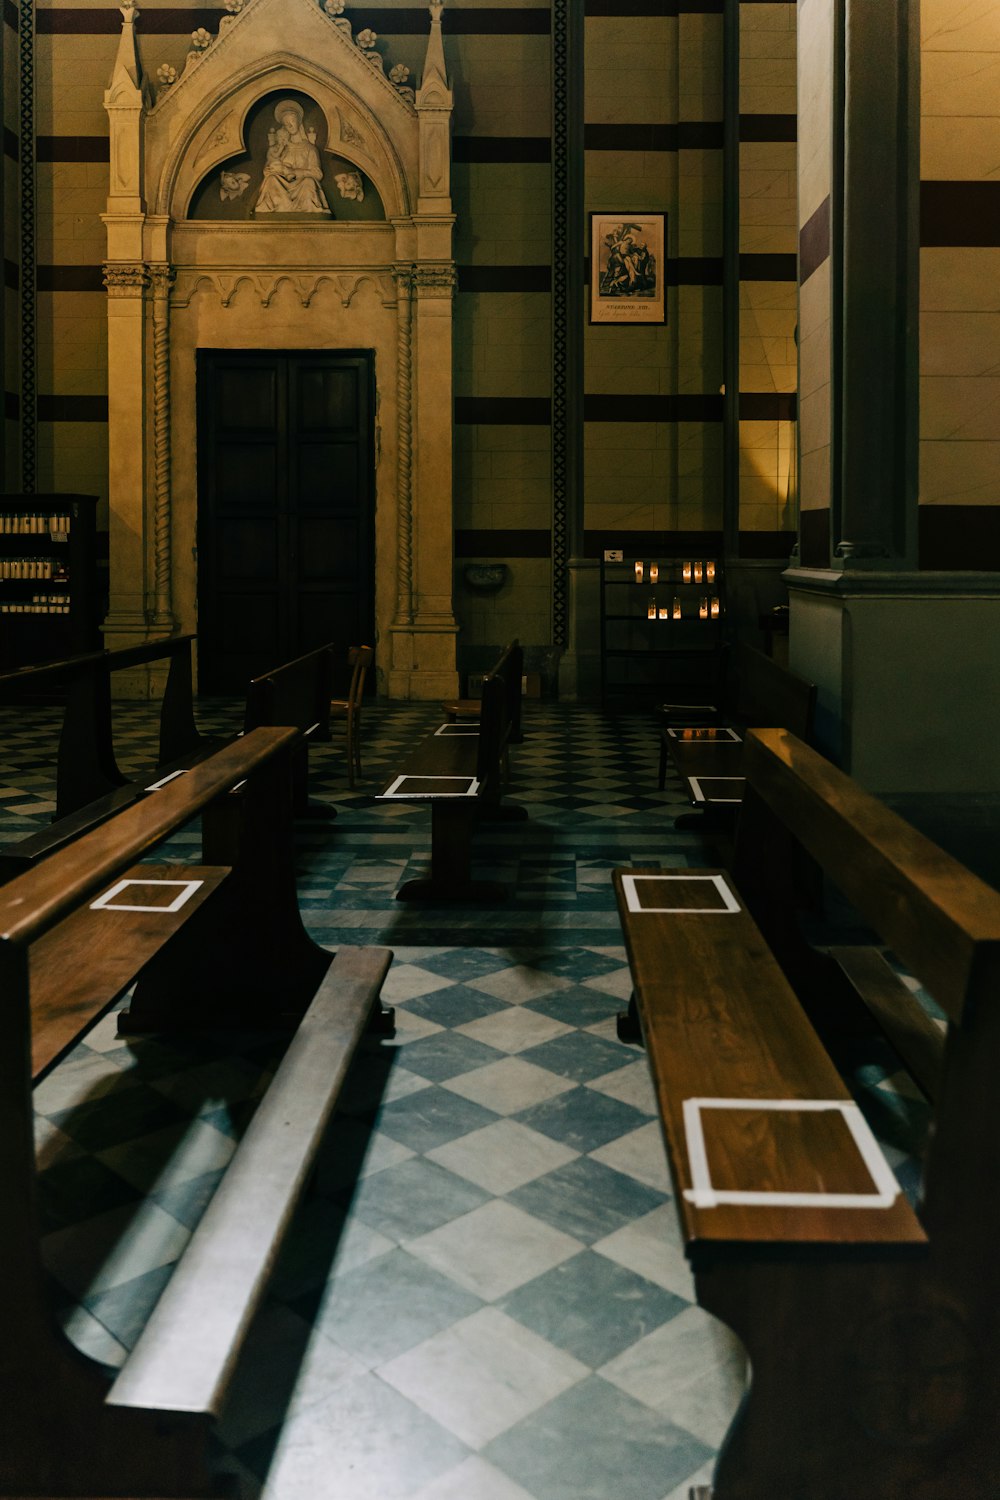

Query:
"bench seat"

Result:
[[615, 726, 1000, 1497], [613, 865, 925, 1260], [108, 943, 391, 1421], [0, 726, 395, 1498]]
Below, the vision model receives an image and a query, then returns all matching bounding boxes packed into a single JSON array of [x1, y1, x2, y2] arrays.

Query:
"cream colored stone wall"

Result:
[[920, 0, 1000, 524]]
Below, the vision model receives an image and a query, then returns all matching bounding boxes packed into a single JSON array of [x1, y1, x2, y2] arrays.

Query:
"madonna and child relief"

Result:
[[254, 99, 331, 217], [186, 90, 382, 222]]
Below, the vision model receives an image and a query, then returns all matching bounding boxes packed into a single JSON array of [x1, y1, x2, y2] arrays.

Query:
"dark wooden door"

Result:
[[197, 350, 374, 693]]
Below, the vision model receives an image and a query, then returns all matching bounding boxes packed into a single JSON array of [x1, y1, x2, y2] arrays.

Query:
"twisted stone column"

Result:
[[394, 265, 415, 625], [149, 264, 176, 628]]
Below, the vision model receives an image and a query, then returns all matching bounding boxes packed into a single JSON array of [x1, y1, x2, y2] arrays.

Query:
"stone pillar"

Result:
[[787, 0, 1000, 793], [388, 263, 459, 698], [149, 263, 175, 631], [102, 260, 150, 650]]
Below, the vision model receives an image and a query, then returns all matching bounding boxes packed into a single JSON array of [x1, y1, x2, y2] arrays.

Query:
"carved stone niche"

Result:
[[103, 0, 458, 699]]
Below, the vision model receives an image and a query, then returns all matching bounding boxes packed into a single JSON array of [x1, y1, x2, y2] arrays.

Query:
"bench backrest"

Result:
[[489, 638, 523, 743], [475, 669, 508, 797], [732, 642, 815, 741], [244, 641, 336, 740], [737, 727, 1000, 1247]]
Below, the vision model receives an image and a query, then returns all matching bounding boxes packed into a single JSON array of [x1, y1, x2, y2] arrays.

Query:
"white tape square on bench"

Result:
[[380, 775, 481, 799], [433, 723, 479, 738], [681, 1097, 900, 1211], [621, 873, 740, 915], [90, 877, 206, 914], [689, 775, 745, 804]]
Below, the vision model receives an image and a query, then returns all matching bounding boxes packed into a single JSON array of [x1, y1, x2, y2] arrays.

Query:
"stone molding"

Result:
[[170, 268, 396, 309]]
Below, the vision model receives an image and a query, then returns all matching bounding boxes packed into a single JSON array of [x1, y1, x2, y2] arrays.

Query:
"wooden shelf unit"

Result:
[[0, 494, 101, 669], [600, 551, 726, 709]]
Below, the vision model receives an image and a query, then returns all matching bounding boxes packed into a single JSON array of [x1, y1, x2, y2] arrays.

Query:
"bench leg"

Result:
[[695, 1256, 995, 1499], [616, 990, 642, 1044], [396, 802, 507, 902]]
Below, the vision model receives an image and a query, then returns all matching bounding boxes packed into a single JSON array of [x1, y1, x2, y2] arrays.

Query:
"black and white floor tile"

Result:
[[2, 695, 931, 1500]]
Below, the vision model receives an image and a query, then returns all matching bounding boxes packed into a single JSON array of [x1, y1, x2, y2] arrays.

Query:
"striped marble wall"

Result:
[[794, 0, 834, 568], [738, 0, 796, 546], [919, 0, 1000, 569], [2, 0, 20, 488], [582, 2, 726, 557]]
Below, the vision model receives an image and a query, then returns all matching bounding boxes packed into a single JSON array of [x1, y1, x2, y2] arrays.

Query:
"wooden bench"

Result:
[[243, 639, 337, 818], [659, 642, 816, 821], [0, 724, 393, 1497], [0, 637, 341, 883], [615, 725, 1000, 1497], [379, 664, 523, 901], [442, 638, 525, 747]]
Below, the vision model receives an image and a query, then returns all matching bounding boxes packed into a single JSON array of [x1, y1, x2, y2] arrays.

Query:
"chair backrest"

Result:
[[346, 645, 373, 707]]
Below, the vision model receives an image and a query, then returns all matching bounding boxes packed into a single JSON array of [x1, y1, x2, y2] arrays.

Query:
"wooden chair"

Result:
[[330, 644, 372, 787]]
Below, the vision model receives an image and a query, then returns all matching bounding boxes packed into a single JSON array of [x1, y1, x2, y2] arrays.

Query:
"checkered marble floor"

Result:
[[4, 696, 931, 1500]]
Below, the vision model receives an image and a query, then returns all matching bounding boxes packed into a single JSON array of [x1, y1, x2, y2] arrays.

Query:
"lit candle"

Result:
[[672, 597, 681, 619], [649, 562, 658, 583], [647, 599, 656, 620], [694, 562, 703, 583], [710, 596, 720, 618], [682, 562, 692, 583], [658, 606, 669, 620], [706, 561, 716, 582], [699, 597, 708, 619], [635, 561, 644, 582]]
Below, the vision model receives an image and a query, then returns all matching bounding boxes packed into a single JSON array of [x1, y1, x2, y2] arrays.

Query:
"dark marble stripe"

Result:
[[3, 0, 17, 28], [919, 505, 1000, 570], [920, 182, 1000, 248], [3, 126, 17, 162], [586, 0, 723, 12], [740, 252, 796, 281], [3, 258, 17, 290], [799, 195, 831, 284], [799, 507, 830, 569], [739, 113, 796, 142], [584, 394, 724, 422], [455, 530, 552, 559], [584, 528, 724, 557], [37, 394, 108, 422], [37, 265, 105, 292], [739, 392, 797, 420], [36, 6, 551, 34], [457, 265, 551, 294], [37, 7, 215, 31], [455, 396, 552, 426], [585, 122, 723, 151], [4, 392, 18, 420], [37, 136, 108, 163], [738, 530, 796, 559], [453, 137, 551, 164]]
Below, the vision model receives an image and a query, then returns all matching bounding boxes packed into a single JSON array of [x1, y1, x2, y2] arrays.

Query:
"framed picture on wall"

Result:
[[589, 212, 667, 325]]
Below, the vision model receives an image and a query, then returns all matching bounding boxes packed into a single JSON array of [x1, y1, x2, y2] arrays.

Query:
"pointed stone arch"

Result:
[[103, 0, 458, 699]]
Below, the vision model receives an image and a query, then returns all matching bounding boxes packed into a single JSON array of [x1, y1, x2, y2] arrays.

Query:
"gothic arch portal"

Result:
[[103, 0, 458, 698]]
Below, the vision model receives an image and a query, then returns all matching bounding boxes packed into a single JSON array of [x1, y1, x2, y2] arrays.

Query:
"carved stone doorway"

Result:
[[102, 0, 459, 698], [196, 349, 375, 692]]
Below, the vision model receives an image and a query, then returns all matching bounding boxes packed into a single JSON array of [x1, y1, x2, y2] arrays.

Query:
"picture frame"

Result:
[[589, 212, 667, 325]]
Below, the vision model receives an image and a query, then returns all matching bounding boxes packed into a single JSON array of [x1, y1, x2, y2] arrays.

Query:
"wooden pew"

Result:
[[442, 638, 525, 746], [378, 665, 521, 901], [0, 725, 393, 1498], [0, 637, 341, 883], [243, 640, 336, 818], [659, 642, 816, 821], [615, 726, 1000, 1498]]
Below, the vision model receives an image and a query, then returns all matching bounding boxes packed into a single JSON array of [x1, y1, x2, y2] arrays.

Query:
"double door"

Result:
[[197, 350, 374, 693]]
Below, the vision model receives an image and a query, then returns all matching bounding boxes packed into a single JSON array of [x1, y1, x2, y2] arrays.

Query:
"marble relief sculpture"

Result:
[[252, 99, 331, 216], [334, 171, 363, 201]]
